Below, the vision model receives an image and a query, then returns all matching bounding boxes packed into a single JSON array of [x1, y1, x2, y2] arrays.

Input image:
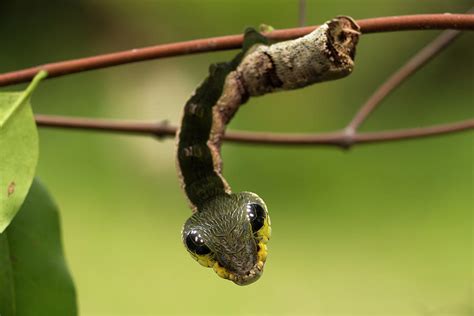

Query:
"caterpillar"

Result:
[[177, 16, 360, 285]]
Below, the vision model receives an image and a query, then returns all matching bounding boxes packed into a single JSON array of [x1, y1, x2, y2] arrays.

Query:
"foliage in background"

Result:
[[0, 179, 77, 316]]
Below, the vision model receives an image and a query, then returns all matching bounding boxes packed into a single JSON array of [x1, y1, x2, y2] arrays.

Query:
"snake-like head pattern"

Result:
[[182, 192, 271, 285]]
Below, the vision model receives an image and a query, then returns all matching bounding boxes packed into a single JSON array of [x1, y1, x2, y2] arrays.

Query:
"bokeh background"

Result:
[[1, 1, 472, 315]]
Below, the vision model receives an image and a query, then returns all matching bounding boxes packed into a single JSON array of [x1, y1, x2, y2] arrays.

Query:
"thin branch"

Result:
[[1, 14, 473, 87], [351, 120, 474, 145], [223, 119, 474, 146], [346, 27, 466, 133], [35, 114, 474, 148], [35, 115, 176, 137], [20, 12, 474, 148], [298, 0, 306, 27]]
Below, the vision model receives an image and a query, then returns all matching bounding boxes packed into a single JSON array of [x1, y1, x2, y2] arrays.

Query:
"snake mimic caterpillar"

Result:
[[177, 16, 360, 285]]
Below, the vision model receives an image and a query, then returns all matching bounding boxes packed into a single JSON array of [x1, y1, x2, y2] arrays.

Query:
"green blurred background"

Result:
[[1, 1, 472, 315]]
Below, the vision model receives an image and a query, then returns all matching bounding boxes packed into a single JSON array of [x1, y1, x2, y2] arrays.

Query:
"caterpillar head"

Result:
[[182, 192, 271, 285]]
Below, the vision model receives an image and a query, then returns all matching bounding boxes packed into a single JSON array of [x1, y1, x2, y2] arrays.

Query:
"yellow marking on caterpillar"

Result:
[[194, 254, 215, 268]]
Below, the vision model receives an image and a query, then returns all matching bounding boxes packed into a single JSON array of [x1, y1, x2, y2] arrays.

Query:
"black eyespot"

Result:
[[185, 230, 211, 255], [247, 203, 266, 232], [337, 31, 347, 43]]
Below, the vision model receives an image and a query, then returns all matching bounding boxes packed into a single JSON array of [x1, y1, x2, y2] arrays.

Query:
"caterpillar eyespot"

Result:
[[185, 230, 211, 255], [247, 203, 266, 232]]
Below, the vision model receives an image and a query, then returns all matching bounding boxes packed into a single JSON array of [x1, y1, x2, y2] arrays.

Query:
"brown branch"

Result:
[[223, 119, 474, 146], [346, 27, 466, 133], [21, 12, 474, 148], [35, 114, 474, 148], [1, 14, 473, 87], [351, 120, 474, 145], [35, 115, 176, 137], [343, 6, 473, 136]]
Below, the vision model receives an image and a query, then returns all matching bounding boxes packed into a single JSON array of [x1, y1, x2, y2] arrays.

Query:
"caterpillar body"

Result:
[[177, 16, 360, 285]]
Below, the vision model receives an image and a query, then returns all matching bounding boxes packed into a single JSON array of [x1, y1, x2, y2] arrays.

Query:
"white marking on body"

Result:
[[187, 102, 204, 117], [182, 145, 203, 158]]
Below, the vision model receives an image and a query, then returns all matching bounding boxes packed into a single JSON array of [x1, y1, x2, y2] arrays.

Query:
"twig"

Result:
[[35, 115, 474, 148], [298, 0, 306, 27], [346, 4, 474, 133], [34, 11, 474, 148], [1, 14, 473, 87], [345, 28, 463, 133], [35, 115, 175, 137]]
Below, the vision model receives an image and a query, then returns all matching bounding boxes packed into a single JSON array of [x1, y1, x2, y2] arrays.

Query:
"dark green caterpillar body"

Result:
[[177, 17, 360, 285]]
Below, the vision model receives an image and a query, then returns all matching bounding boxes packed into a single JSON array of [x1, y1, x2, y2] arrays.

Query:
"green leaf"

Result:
[[0, 178, 77, 316], [0, 71, 47, 232]]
